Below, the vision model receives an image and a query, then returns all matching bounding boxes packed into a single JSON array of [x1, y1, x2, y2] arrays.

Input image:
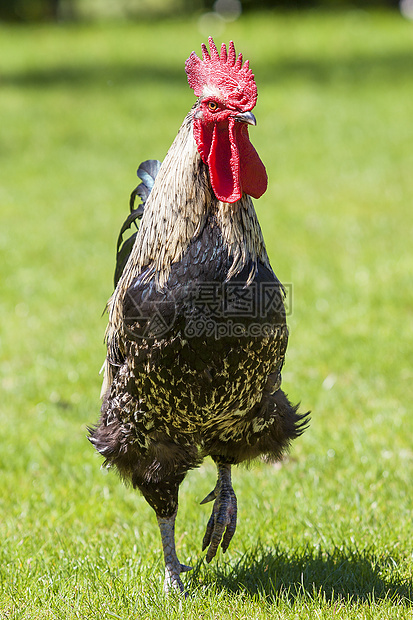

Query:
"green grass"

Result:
[[1, 8, 412, 619]]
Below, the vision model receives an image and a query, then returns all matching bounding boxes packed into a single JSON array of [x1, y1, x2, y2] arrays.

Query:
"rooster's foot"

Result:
[[164, 560, 192, 594], [201, 463, 237, 563]]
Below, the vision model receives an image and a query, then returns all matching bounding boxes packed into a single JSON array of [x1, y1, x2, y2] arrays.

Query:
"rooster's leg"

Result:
[[201, 462, 237, 562], [138, 472, 192, 594], [157, 510, 192, 593]]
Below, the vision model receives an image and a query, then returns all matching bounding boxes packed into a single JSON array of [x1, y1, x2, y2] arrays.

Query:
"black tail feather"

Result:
[[114, 159, 162, 287]]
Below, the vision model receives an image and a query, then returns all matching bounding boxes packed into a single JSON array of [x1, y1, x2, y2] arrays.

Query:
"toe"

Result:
[[201, 512, 215, 551], [221, 508, 237, 553]]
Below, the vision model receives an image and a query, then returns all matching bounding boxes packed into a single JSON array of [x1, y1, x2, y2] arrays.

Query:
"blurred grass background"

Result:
[[1, 4, 413, 619]]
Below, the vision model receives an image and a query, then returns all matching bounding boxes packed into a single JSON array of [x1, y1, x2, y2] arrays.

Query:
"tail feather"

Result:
[[132, 159, 162, 207], [114, 159, 162, 287]]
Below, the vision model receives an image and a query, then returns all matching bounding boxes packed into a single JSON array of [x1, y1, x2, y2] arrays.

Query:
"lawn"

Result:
[[0, 8, 412, 619]]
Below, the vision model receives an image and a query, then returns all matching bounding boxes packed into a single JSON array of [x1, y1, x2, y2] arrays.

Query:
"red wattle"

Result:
[[193, 117, 267, 203], [208, 121, 241, 203], [236, 122, 268, 200]]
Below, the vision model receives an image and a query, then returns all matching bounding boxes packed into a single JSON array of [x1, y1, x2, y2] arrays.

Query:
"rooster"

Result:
[[89, 38, 308, 593]]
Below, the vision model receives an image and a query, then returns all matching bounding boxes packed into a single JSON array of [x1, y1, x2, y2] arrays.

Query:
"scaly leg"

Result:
[[138, 469, 192, 594], [157, 509, 193, 593], [201, 462, 237, 563]]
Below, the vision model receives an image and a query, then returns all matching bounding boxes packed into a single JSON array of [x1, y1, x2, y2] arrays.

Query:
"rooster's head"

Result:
[[185, 37, 267, 204]]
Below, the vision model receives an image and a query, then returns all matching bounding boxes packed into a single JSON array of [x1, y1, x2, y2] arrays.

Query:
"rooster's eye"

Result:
[[207, 101, 219, 112]]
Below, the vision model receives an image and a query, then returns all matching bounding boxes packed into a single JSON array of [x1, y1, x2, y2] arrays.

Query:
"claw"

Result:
[[200, 487, 218, 505], [201, 463, 237, 563], [180, 564, 193, 572]]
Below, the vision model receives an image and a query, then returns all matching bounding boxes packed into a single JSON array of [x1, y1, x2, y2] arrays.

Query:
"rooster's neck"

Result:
[[213, 199, 271, 284], [120, 111, 212, 290], [106, 110, 270, 352]]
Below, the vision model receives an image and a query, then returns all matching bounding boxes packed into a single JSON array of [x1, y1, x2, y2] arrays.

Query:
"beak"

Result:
[[234, 110, 257, 126]]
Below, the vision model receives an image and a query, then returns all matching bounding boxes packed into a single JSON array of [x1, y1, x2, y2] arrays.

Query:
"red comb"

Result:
[[185, 37, 257, 111]]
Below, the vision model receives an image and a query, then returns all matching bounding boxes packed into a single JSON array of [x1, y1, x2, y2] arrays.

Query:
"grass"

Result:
[[1, 8, 412, 619]]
